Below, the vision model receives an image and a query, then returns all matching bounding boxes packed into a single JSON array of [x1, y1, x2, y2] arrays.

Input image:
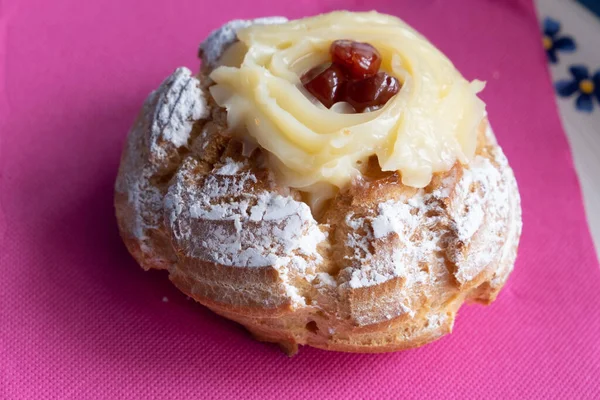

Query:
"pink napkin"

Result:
[[2, 0, 599, 398]]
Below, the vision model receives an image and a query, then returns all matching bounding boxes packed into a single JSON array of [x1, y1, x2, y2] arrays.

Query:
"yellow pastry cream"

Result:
[[209, 11, 486, 206]]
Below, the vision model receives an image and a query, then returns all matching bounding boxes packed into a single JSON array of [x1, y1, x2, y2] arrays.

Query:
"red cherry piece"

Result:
[[301, 63, 329, 85], [302, 64, 347, 109], [344, 72, 400, 112], [330, 40, 382, 79]]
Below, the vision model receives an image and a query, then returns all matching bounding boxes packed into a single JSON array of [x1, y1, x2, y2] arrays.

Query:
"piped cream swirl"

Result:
[[209, 11, 486, 197]]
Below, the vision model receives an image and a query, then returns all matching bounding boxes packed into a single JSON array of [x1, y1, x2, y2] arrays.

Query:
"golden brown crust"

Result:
[[115, 66, 522, 355]]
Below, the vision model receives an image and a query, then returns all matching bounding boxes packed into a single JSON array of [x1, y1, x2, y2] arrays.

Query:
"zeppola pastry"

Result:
[[115, 11, 522, 354]]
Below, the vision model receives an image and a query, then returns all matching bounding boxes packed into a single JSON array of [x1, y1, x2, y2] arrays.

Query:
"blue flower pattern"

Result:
[[542, 18, 576, 64], [555, 66, 600, 112], [543, 17, 598, 113]]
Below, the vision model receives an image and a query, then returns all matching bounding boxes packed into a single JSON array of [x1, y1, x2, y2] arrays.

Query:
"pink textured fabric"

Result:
[[1, 0, 599, 398]]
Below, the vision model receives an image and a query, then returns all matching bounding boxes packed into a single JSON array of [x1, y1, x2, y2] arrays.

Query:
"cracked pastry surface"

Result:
[[115, 12, 522, 354]]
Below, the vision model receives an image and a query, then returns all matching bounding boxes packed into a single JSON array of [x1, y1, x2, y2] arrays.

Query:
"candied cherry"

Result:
[[345, 72, 400, 112], [330, 40, 382, 79], [301, 63, 347, 109], [300, 63, 328, 85]]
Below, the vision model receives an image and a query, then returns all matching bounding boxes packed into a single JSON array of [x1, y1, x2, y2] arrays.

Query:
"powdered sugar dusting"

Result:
[[344, 194, 438, 291], [448, 141, 516, 284], [199, 17, 287, 70], [163, 157, 326, 307], [165, 157, 326, 270], [115, 68, 208, 262], [488, 144, 522, 288], [343, 126, 520, 291], [149, 67, 207, 158], [451, 156, 501, 242], [213, 158, 245, 175], [315, 272, 337, 287]]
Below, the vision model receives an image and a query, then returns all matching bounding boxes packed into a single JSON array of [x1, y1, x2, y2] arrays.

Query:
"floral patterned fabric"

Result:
[[537, 0, 600, 255], [541, 13, 600, 113]]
